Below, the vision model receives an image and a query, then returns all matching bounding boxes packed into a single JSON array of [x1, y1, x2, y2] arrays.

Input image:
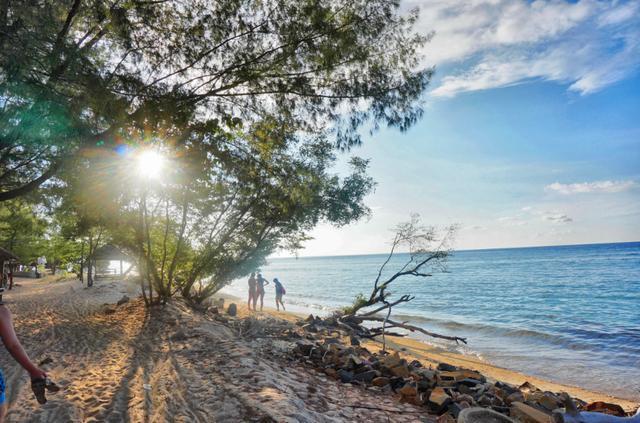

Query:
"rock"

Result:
[[496, 381, 519, 397], [440, 370, 485, 383], [227, 303, 237, 316], [477, 395, 493, 407], [428, 387, 452, 413], [338, 369, 354, 383], [399, 383, 418, 397], [349, 336, 360, 346], [325, 368, 338, 378], [457, 378, 482, 388], [506, 391, 525, 405], [208, 306, 219, 314], [353, 370, 378, 383], [437, 362, 457, 372], [103, 306, 117, 315], [390, 363, 410, 378], [294, 341, 315, 356], [458, 407, 517, 423], [537, 393, 560, 411], [301, 323, 318, 333], [448, 402, 464, 419], [116, 295, 129, 306], [389, 376, 406, 392], [436, 413, 456, 423], [372, 377, 390, 387], [381, 352, 403, 368], [305, 314, 315, 322], [410, 360, 423, 368], [343, 354, 363, 370], [583, 401, 626, 417], [510, 402, 552, 423], [518, 381, 540, 393]]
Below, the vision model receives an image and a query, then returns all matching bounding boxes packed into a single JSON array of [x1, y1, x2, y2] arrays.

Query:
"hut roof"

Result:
[[92, 244, 130, 261], [0, 246, 19, 262]]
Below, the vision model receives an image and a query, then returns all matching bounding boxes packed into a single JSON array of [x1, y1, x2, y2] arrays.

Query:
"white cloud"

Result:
[[544, 213, 573, 223], [410, 0, 640, 97], [545, 180, 636, 194]]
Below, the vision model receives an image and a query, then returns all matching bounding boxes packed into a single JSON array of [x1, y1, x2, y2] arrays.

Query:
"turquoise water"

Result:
[[223, 242, 640, 399]]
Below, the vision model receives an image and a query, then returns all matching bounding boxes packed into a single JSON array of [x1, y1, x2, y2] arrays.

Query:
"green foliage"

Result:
[[1, 0, 431, 200], [1, 0, 432, 305], [340, 293, 368, 316], [0, 200, 47, 262]]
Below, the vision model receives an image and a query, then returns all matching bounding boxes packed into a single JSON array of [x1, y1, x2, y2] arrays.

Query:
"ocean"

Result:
[[222, 242, 640, 399]]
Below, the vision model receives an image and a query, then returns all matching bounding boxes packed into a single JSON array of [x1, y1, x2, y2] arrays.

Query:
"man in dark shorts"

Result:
[[0, 303, 49, 421], [273, 278, 286, 311], [247, 272, 257, 311], [255, 273, 269, 311]]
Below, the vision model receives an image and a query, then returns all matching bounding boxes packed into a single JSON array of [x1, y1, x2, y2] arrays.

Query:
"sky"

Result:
[[294, 0, 640, 257]]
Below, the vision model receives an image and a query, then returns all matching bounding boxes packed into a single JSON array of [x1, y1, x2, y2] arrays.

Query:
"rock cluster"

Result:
[[292, 315, 631, 422]]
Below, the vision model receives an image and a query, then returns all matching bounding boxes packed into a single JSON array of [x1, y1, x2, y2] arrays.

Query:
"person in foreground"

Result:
[[0, 303, 57, 421], [273, 278, 286, 311]]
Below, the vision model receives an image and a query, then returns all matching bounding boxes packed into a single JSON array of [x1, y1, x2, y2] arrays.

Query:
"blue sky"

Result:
[[296, 0, 640, 256]]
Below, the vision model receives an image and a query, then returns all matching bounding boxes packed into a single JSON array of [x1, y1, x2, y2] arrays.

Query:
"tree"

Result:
[[0, 0, 432, 201], [340, 215, 466, 348], [67, 116, 375, 305], [0, 199, 47, 262]]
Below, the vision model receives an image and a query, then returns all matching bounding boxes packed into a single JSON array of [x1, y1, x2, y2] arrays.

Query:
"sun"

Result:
[[136, 150, 165, 180]]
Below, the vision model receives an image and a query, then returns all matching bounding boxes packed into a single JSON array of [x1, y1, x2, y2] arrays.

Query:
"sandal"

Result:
[[31, 378, 60, 404]]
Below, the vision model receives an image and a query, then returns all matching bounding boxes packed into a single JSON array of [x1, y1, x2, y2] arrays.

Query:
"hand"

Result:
[[29, 367, 47, 380]]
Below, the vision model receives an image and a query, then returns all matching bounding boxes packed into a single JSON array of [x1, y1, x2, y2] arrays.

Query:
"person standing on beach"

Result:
[[0, 304, 49, 421], [247, 272, 257, 311], [255, 273, 269, 311], [273, 278, 286, 311]]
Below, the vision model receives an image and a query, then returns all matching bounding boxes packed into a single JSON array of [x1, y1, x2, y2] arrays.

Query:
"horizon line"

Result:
[[271, 240, 640, 260]]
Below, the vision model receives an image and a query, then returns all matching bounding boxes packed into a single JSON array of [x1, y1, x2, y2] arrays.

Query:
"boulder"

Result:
[[338, 369, 354, 383], [227, 303, 237, 316], [389, 363, 410, 378], [437, 362, 458, 372], [518, 382, 540, 393], [458, 407, 517, 423], [349, 336, 360, 346], [381, 352, 403, 368], [353, 370, 378, 383], [399, 383, 418, 398], [583, 401, 626, 417], [117, 295, 129, 306], [436, 413, 456, 423], [294, 341, 315, 356], [510, 402, 552, 423], [429, 387, 452, 413], [506, 391, 525, 405], [372, 377, 390, 387], [537, 393, 560, 411]]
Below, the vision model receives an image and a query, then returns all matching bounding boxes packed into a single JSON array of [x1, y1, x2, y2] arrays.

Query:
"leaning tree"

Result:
[[339, 215, 466, 348]]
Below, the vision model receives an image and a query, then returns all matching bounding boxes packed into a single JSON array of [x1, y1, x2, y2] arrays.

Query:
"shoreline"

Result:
[[218, 292, 638, 411]]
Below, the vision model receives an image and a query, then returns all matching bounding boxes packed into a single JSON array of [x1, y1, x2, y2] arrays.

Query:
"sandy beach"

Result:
[[222, 293, 638, 412], [1, 276, 636, 422], [2, 276, 429, 422]]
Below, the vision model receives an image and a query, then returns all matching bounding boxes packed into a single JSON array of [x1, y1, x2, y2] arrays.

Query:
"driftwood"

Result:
[[360, 316, 467, 344], [340, 215, 464, 348]]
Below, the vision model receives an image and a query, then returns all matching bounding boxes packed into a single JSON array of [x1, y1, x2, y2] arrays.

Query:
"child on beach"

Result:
[[273, 278, 286, 311], [0, 304, 50, 421], [247, 272, 257, 311]]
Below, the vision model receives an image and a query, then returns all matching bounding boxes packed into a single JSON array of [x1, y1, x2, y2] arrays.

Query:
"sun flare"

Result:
[[136, 150, 165, 180]]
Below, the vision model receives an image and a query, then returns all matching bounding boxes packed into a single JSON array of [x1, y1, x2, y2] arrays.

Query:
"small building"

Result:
[[92, 244, 132, 277]]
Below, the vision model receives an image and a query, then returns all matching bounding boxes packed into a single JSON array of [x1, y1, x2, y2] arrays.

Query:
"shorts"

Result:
[[0, 368, 6, 405]]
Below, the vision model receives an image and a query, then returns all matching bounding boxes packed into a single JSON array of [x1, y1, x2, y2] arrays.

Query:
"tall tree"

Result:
[[0, 0, 431, 201]]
